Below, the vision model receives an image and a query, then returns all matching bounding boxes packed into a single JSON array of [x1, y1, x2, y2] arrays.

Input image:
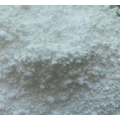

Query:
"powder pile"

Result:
[[0, 5, 120, 115]]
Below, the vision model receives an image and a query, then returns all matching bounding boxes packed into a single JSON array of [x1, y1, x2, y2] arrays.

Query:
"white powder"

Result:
[[0, 5, 120, 115]]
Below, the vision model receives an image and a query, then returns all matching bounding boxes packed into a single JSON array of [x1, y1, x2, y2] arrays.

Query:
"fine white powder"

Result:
[[0, 5, 120, 115]]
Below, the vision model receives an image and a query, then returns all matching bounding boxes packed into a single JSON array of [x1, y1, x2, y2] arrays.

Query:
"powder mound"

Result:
[[0, 5, 120, 115]]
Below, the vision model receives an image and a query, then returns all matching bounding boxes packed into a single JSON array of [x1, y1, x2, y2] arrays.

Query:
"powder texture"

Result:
[[0, 5, 120, 115]]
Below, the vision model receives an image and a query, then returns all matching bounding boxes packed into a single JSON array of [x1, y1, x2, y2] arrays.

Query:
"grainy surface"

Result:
[[0, 5, 120, 115]]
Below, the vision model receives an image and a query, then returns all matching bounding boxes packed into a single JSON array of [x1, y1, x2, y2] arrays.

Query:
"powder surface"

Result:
[[0, 5, 120, 115]]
